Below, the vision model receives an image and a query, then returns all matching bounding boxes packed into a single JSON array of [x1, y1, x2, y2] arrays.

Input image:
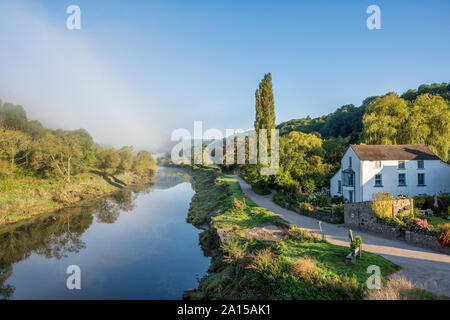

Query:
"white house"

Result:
[[330, 144, 450, 203]]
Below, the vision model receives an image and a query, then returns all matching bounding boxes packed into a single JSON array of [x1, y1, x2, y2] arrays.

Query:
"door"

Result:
[[348, 191, 353, 203]]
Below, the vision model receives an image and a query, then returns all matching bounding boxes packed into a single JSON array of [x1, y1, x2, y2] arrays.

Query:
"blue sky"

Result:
[[0, 0, 449, 150]]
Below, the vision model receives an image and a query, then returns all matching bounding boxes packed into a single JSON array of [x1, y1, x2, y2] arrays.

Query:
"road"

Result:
[[228, 175, 450, 297]]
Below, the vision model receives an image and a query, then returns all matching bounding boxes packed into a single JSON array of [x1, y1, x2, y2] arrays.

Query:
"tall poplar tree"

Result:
[[254, 73, 276, 147]]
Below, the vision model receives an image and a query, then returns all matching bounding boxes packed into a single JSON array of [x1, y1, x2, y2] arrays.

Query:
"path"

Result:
[[228, 175, 450, 297]]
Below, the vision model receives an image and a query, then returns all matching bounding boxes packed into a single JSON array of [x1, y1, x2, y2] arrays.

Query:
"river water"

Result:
[[0, 167, 210, 299]]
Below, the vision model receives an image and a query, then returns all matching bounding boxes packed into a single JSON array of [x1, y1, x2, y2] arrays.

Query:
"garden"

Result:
[[272, 190, 344, 224], [370, 192, 450, 248]]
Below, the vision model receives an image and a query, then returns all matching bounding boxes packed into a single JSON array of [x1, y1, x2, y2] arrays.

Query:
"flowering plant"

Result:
[[438, 229, 450, 247], [406, 218, 431, 231]]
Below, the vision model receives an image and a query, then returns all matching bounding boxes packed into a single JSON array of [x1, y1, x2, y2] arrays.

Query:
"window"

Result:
[[375, 174, 382, 186], [398, 160, 405, 169], [349, 156, 352, 168], [374, 161, 381, 168], [347, 173, 354, 187], [418, 173, 425, 186], [418, 160, 424, 169], [398, 173, 406, 186], [338, 180, 342, 194]]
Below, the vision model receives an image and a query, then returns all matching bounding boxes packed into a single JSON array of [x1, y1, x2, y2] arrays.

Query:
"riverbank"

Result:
[[186, 166, 445, 300], [0, 171, 155, 227]]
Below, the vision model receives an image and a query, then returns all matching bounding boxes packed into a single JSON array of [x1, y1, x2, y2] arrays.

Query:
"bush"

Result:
[[413, 194, 428, 209], [331, 195, 344, 204], [298, 202, 314, 213], [407, 218, 432, 231], [438, 229, 450, 247], [371, 191, 393, 219], [251, 182, 272, 195], [308, 192, 328, 207], [232, 197, 246, 211], [351, 236, 362, 249], [333, 204, 344, 219]]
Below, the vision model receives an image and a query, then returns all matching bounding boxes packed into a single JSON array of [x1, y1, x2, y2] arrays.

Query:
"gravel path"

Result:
[[228, 175, 450, 297]]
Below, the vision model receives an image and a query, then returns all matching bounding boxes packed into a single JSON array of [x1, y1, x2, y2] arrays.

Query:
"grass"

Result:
[[185, 167, 446, 300], [365, 275, 449, 300], [221, 176, 257, 206], [426, 216, 450, 229], [0, 171, 151, 227]]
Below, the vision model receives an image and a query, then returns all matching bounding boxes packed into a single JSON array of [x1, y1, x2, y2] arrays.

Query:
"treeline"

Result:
[[277, 82, 450, 161], [0, 100, 156, 182]]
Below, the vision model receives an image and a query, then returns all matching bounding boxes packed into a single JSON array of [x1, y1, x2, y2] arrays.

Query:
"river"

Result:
[[0, 167, 210, 299]]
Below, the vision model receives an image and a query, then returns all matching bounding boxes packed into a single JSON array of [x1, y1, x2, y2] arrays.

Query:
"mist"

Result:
[[0, 1, 171, 152]]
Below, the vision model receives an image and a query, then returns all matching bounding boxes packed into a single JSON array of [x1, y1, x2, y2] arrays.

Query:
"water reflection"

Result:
[[0, 167, 201, 300]]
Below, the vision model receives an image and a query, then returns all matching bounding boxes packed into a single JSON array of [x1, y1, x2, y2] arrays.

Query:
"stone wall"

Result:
[[344, 199, 450, 254]]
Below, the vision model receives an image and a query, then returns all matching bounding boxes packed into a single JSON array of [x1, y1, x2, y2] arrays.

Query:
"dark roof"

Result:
[[350, 144, 441, 161]]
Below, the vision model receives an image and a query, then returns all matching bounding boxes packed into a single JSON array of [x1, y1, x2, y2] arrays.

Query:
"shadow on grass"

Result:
[[90, 170, 127, 188]]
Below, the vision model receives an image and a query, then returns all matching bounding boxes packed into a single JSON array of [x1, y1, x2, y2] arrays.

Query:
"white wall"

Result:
[[330, 170, 341, 197], [340, 147, 361, 202], [361, 159, 450, 201]]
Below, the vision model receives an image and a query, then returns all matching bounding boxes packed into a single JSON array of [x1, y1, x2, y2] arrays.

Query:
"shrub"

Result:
[[288, 227, 319, 242], [351, 236, 362, 249], [438, 230, 450, 247], [247, 248, 274, 273], [301, 178, 316, 193], [437, 225, 450, 247], [331, 195, 344, 204], [413, 194, 428, 209], [221, 238, 248, 263], [298, 202, 314, 213], [308, 192, 328, 207], [407, 218, 431, 231], [333, 204, 344, 219], [232, 197, 245, 211], [371, 191, 393, 219], [251, 182, 271, 195], [425, 197, 443, 215]]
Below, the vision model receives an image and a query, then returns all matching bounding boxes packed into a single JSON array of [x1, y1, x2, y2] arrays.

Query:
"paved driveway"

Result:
[[228, 175, 450, 297]]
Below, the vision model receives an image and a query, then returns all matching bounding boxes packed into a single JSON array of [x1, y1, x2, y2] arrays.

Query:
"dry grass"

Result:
[[365, 275, 429, 300], [248, 248, 274, 272], [291, 256, 319, 282]]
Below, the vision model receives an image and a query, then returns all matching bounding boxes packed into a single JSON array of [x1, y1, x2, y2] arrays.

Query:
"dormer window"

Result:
[[398, 160, 405, 169]]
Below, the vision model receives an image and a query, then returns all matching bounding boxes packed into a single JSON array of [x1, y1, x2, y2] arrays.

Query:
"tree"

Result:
[[0, 102, 28, 131], [117, 146, 134, 173], [407, 94, 450, 161], [362, 93, 409, 145], [254, 73, 276, 145], [133, 151, 156, 176], [0, 128, 31, 169], [96, 148, 121, 175], [32, 131, 84, 182]]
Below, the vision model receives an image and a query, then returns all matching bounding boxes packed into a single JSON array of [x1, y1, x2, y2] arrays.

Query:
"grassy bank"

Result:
[[0, 171, 153, 226], [187, 166, 445, 300]]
